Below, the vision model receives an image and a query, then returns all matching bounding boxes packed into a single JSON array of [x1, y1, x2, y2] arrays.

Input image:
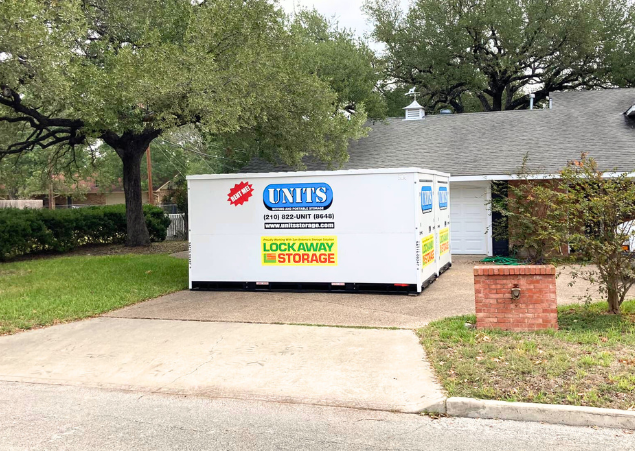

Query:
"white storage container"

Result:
[[187, 168, 450, 294]]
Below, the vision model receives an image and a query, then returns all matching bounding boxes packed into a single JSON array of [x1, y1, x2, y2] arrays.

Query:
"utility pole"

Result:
[[48, 181, 55, 210], [48, 155, 55, 210], [146, 145, 154, 205]]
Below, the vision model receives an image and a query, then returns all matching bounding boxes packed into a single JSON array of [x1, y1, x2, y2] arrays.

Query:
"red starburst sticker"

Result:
[[227, 181, 254, 206]]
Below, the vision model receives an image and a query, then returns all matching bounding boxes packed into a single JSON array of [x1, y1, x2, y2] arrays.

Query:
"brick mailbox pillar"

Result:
[[474, 265, 558, 331]]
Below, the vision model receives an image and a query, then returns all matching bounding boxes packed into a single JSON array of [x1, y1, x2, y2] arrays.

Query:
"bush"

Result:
[[0, 205, 170, 260]]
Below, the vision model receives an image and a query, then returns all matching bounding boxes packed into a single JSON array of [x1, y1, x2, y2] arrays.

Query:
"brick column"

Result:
[[474, 265, 558, 331]]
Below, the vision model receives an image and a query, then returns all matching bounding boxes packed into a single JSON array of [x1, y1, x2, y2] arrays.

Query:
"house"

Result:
[[30, 177, 156, 208], [243, 89, 635, 256]]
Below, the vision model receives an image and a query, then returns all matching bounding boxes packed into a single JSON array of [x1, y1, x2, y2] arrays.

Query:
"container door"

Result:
[[435, 176, 451, 274], [419, 177, 437, 286]]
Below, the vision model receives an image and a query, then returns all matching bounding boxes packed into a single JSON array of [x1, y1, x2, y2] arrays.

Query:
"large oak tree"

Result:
[[365, 0, 635, 112], [0, 0, 368, 245]]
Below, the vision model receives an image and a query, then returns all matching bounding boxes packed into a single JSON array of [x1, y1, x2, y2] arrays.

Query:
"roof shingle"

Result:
[[243, 89, 635, 177]]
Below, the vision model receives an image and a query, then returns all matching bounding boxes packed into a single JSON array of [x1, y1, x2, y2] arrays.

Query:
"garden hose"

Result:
[[480, 256, 522, 265]]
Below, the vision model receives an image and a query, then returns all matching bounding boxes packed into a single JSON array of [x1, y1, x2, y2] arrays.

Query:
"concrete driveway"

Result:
[[2, 256, 626, 417], [107, 256, 621, 329], [0, 318, 444, 413]]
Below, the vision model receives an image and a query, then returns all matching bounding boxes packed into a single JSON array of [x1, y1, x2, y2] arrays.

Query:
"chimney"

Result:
[[529, 93, 535, 110]]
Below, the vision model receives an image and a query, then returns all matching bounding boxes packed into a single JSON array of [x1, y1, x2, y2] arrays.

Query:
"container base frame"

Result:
[[190, 280, 429, 295]]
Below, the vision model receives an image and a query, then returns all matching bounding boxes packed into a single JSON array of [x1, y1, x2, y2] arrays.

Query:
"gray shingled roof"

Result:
[[243, 89, 635, 177]]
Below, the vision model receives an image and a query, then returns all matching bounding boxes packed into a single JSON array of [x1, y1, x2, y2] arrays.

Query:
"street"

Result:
[[1, 381, 633, 451]]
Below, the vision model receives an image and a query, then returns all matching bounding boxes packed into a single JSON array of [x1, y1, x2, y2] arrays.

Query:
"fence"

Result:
[[167, 213, 187, 239], [0, 200, 43, 209], [159, 203, 179, 214]]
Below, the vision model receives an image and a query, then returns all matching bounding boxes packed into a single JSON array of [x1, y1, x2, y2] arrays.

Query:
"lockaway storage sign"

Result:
[[439, 228, 449, 255], [422, 234, 435, 267], [262, 236, 337, 266]]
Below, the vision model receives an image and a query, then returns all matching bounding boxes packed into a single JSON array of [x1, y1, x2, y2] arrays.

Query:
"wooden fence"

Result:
[[0, 200, 43, 209], [167, 213, 186, 239]]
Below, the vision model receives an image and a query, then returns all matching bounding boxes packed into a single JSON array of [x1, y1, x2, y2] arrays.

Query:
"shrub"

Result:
[[0, 205, 170, 260]]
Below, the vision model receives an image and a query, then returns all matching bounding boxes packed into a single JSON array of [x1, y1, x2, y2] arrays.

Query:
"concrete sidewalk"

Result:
[[0, 318, 445, 413]]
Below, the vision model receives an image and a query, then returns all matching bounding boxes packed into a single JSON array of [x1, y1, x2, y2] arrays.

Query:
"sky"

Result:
[[278, 0, 410, 52]]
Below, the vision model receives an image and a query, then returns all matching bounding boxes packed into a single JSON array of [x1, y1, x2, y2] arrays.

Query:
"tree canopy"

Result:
[[0, 0, 372, 245], [365, 0, 635, 113]]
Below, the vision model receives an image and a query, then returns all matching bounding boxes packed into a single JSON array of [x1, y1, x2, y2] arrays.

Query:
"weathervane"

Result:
[[405, 86, 419, 102]]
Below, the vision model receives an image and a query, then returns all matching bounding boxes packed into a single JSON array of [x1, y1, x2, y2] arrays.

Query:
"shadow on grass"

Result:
[[558, 301, 635, 334]]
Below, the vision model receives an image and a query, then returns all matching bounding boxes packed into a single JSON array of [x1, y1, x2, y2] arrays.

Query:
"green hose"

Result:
[[480, 256, 522, 265]]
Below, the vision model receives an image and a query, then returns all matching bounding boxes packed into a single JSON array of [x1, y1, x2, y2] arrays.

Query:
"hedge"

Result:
[[0, 204, 171, 261]]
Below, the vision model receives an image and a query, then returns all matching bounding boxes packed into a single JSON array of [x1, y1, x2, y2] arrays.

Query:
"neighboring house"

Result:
[[78, 177, 176, 207], [243, 89, 635, 256], [30, 178, 151, 208]]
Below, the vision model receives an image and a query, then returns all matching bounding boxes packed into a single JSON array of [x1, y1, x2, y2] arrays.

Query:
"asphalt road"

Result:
[[2, 381, 634, 451]]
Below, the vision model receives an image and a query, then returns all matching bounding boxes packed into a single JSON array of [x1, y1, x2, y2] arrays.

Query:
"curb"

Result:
[[438, 397, 635, 430]]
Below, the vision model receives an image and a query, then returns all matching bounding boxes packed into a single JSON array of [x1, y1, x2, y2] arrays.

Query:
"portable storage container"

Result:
[[187, 168, 450, 294]]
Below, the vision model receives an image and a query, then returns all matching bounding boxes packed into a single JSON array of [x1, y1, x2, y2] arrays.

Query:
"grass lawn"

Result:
[[419, 301, 635, 410], [0, 254, 188, 335]]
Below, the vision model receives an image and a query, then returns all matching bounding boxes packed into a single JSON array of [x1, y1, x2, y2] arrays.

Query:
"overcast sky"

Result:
[[278, 0, 410, 52]]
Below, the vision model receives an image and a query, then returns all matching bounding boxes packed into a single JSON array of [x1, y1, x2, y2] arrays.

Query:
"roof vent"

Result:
[[625, 105, 635, 119], [403, 87, 425, 120]]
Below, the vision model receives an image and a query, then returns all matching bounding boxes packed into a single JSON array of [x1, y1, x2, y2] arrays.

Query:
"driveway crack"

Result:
[[153, 336, 224, 392]]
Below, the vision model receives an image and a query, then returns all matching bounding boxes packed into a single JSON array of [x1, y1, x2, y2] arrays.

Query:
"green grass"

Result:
[[418, 301, 635, 410], [0, 254, 188, 335]]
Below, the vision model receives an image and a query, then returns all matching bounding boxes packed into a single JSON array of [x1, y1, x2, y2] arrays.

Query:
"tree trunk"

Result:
[[121, 149, 151, 247], [607, 280, 621, 314], [492, 90, 503, 111]]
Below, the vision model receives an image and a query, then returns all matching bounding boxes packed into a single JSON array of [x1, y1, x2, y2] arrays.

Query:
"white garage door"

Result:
[[450, 183, 489, 255]]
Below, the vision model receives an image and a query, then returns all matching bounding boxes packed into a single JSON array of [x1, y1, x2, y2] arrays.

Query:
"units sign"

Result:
[[439, 186, 448, 210], [421, 186, 433, 213], [263, 183, 333, 211], [262, 236, 337, 266]]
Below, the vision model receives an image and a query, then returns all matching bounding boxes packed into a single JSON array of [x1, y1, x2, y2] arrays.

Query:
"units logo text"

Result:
[[421, 186, 433, 213], [263, 183, 333, 211], [439, 186, 448, 210]]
